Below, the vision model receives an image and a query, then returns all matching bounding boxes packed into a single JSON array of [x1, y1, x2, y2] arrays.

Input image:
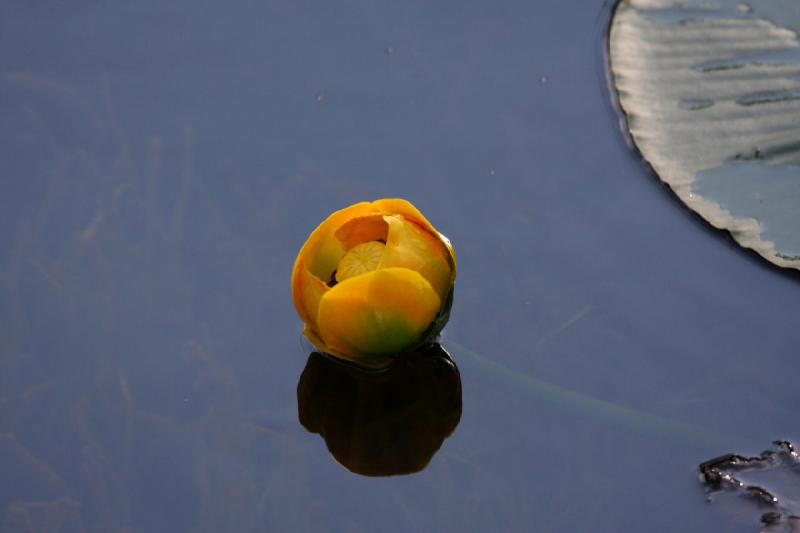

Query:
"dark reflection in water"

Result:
[[297, 344, 461, 476]]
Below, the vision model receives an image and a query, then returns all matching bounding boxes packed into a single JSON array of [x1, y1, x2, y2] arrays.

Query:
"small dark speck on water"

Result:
[[384, 46, 394, 56]]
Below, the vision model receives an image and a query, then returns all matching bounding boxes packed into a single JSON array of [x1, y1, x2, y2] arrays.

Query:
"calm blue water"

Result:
[[1, 0, 799, 531]]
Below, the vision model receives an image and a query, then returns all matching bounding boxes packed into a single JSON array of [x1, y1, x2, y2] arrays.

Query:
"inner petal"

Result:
[[334, 215, 389, 250], [336, 241, 386, 283]]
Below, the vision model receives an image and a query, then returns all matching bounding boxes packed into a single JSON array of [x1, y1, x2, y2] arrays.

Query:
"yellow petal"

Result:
[[291, 260, 329, 334], [379, 215, 452, 300], [316, 267, 441, 363], [372, 198, 438, 236], [373, 198, 457, 279]]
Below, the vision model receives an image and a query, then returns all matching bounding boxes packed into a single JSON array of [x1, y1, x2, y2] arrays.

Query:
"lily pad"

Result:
[[608, 0, 800, 269]]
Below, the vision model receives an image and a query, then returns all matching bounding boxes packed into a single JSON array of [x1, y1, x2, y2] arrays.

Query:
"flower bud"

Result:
[[291, 199, 456, 367]]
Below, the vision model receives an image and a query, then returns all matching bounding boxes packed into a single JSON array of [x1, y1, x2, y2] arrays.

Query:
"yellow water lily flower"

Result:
[[291, 199, 457, 367]]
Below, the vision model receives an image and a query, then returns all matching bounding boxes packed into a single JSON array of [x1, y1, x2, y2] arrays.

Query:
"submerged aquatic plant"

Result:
[[291, 199, 456, 367]]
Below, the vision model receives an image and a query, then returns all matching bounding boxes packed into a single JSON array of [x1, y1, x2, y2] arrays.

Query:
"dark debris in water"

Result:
[[699, 440, 800, 532]]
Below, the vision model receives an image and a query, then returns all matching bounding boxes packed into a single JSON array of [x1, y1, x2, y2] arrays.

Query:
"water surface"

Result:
[[1, 0, 799, 532]]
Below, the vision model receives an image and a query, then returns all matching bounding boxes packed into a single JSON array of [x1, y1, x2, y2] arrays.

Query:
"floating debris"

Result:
[[699, 440, 800, 532]]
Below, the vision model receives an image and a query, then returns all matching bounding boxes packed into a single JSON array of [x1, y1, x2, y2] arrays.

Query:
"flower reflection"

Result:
[[297, 343, 461, 477]]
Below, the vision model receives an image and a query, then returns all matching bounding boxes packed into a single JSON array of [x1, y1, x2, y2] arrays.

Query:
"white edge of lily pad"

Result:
[[607, 0, 800, 271]]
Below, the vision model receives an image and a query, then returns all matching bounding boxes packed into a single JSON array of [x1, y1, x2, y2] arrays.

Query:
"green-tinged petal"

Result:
[[316, 267, 441, 364], [379, 215, 452, 300]]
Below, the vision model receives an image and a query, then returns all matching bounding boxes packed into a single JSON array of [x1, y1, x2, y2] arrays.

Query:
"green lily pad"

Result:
[[608, 0, 800, 268]]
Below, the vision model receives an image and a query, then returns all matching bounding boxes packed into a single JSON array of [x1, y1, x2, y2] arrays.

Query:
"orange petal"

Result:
[[291, 260, 330, 334], [334, 214, 389, 250], [372, 198, 438, 235], [316, 267, 441, 364], [293, 202, 379, 283]]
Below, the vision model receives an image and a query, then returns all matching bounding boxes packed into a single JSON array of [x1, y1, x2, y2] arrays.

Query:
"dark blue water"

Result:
[[1, 0, 798, 531]]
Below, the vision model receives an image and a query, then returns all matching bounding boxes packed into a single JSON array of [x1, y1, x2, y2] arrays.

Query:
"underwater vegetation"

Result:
[[0, 74, 353, 532]]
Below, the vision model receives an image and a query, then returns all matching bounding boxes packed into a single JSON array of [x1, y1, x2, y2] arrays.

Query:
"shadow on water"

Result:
[[297, 344, 462, 477]]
